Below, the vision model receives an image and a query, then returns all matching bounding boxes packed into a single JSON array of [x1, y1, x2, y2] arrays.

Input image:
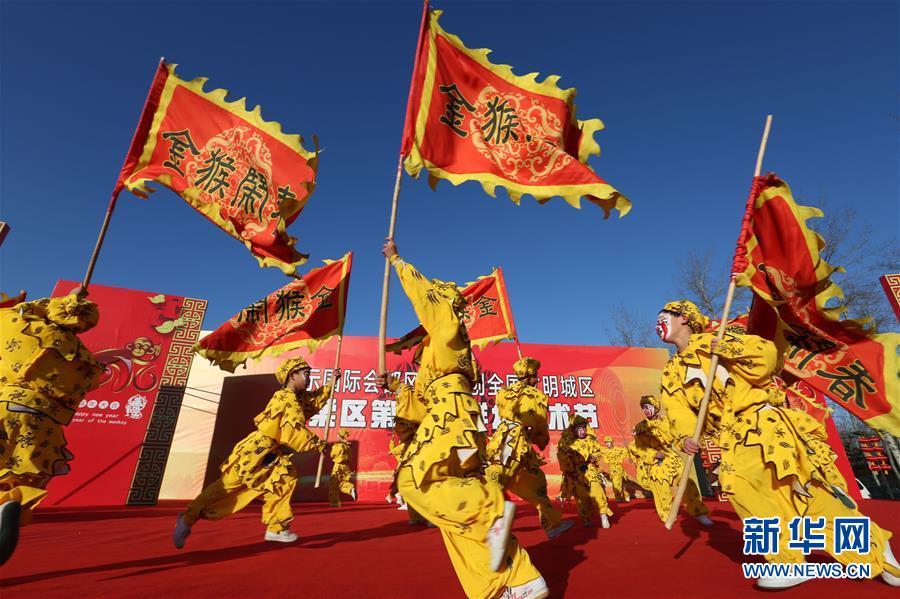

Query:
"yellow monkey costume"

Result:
[[557, 416, 612, 525], [486, 357, 563, 534], [0, 294, 103, 529], [180, 357, 331, 535], [598, 435, 632, 502], [659, 300, 898, 580], [390, 254, 541, 599], [329, 428, 356, 507], [631, 395, 708, 523]]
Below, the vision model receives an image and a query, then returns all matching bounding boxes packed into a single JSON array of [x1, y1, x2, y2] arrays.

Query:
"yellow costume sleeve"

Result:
[[391, 256, 456, 347], [299, 384, 332, 422], [712, 334, 778, 387]]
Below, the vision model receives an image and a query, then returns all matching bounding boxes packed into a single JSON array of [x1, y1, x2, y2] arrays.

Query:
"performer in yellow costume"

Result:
[[328, 428, 357, 507], [383, 239, 546, 599], [657, 299, 900, 589], [631, 395, 712, 525], [173, 357, 335, 547], [486, 357, 572, 539], [381, 376, 416, 510], [557, 415, 613, 528], [0, 288, 103, 566], [598, 435, 632, 502]]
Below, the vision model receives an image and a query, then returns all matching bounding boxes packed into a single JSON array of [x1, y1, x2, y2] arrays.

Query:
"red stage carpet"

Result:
[[2, 500, 897, 598]]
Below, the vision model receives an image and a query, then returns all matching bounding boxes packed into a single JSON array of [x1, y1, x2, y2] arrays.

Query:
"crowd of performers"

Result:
[[1, 241, 899, 598]]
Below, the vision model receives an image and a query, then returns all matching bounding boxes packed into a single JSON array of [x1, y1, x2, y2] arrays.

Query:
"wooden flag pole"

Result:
[[82, 194, 120, 289], [378, 156, 404, 377], [663, 115, 772, 530], [315, 335, 345, 488]]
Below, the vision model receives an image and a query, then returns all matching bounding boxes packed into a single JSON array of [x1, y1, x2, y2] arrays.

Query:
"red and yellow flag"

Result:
[[733, 174, 900, 434], [0, 291, 26, 309], [401, 6, 629, 218], [196, 252, 352, 372], [387, 267, 518, 353], [115, 61, 318, 275]]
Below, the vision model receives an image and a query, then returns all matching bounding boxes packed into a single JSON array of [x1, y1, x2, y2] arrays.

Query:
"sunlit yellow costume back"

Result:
[[659, 300, 897, 577], [0, 294, 103, 524], [557, 416, 612, 524], [182, 357, 331, 533], [390, 255, 541, 599], [631, 395, 708, 523]]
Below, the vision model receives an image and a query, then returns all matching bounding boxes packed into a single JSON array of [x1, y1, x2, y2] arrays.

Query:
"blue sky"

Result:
[[1, 1, 897, 345]]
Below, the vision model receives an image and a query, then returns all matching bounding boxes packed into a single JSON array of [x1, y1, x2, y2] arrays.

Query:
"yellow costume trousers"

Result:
[[573, 479, 613, 523], [398, 467, 540, 599], [727, 441, 896, 576], [646, 476, 707, 523], [608, 468, 630, 502], [183, 466, 297, 533], [328, 464, 355, 507], [488, 462, 562, 532]]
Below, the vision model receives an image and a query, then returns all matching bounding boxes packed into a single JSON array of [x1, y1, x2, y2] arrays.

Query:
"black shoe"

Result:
[[0, 501, 22, 566]]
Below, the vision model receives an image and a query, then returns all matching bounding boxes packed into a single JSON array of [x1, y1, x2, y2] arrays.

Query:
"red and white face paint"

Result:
[[642, 403, 657, 419], [656, 312, 672, 342]]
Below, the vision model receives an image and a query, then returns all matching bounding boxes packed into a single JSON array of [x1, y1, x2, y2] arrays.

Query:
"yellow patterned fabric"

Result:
[[512, 357, 540, 379], [631, 415, 708, 523], [392, 255, 539, 599], [660, 330, 896, 575], [0, 295, 103, 525], [598, 443, 631, 502], [486, 381, 560, 531], [182, 384, 330, 532], [661, 300, 709, 335], [329, 437, 355, 507], [275, 357, 310, 386], [558, 419, 612, 520]]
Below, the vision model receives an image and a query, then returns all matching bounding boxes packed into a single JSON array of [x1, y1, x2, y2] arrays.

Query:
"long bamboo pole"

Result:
[[663, 115, 772, 530], [315, 335, 344, 488], [377, 157, 404, 376]]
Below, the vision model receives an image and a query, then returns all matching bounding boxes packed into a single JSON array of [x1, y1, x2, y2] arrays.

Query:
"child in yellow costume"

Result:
[[328, 428, 356, 507], [557, 416, 613, 528], [173, 357, 335, 547], [0, 288, 103, 566], [656, 299, 900, 589], [383, 239, 546, 599], [631, 395, 712, 526], [598, 435, 632, 502], [486, 357, 572, 540], [381, 377, 416, 511]]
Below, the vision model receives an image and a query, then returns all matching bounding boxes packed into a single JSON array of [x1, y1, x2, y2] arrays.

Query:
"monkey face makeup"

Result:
[[656, 312, 673, 342]]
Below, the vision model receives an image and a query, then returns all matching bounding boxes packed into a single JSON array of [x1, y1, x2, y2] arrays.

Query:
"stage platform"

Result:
[[2, 500, 897, 598]]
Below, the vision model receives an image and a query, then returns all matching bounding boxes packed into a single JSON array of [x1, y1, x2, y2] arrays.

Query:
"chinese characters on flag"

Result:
[[115, 61, 318, 275], [196, 252, 352, 372], [387, 267, 518, 353], [401, 8, 630, 218], [733, 174, 900, 434]]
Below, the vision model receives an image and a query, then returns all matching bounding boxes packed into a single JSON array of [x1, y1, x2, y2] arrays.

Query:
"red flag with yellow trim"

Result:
[[115, 61, 318, 275], [387, 267, 518, 353], [733, 174, 900, 434], [401, 6, 630, 218], [196, 252, 352, 372]]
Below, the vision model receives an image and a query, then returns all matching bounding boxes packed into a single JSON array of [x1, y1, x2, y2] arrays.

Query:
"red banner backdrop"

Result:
[[207, 336, 670, 501], [44, 281, 206, 506]]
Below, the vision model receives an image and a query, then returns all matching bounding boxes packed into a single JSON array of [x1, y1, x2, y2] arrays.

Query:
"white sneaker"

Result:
[[600, 514, 610, 529], [882, 543, 900, 587], [397, 503, 408, 511], [756, 575, 812, 589], [487, 501, 516, 572], [350, 488, 357, 501], [0, 500, 22, 566], [502, 576, 549, 599], [696, 514, 714, 527], [264, 530, 299, 543], [546, 520, 573, 540], [385, 494, 393, 504], [172, 513, 191, 550]]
